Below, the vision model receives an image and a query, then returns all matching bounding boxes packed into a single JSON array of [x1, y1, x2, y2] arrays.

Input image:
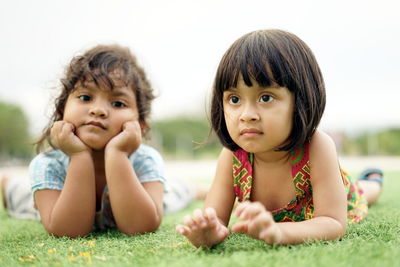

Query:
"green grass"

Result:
[[1, 171, 399, 266]]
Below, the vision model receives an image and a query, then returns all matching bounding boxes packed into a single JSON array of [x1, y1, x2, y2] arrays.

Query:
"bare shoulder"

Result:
[[309, 130, 339, 170], [309, 130, 337, 155], [218, 147, 233, 161], [213, 148, 233, 180]]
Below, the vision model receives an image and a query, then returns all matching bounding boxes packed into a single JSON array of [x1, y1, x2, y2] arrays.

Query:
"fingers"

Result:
[[233, 210, 273, 236], [50, 121, 90, 155], [204, 207, 218, 224], [122, 120, 141, 131], [108, 120, 142, 154], [259, 224, 282, 245], [184, 209, 209, 229], [50, 121, 75, 147], [183, 213, 199, 230], [179, 207, 219, 231], [193, 209, 207, 228], [231, 221, 248, 233], [176, 207, 229, 247], [60, 122, 75, 137], [233, 201, 277, 242], [235, 201, 266, 220], [122, 121, 142, 141], [51, 121, 75, 136], [247, 211, 274, 232], [175, 224, 191, 236]]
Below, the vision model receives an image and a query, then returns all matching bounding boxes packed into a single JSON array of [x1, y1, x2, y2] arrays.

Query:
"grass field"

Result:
[[0, 171, 399, 267]]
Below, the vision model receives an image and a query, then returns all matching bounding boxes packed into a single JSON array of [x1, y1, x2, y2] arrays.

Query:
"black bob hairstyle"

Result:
[[210, 29, 326, 152]]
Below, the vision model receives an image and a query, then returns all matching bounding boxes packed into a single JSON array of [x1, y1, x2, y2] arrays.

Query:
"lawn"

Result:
[[0, 171, 399, 267]]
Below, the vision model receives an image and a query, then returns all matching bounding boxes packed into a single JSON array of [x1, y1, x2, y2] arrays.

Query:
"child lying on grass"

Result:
[[176, 29, 383, 247], [1, 44, 203, 237]]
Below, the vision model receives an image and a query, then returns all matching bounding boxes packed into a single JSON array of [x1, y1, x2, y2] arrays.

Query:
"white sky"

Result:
[[0, 0, 399, 135]]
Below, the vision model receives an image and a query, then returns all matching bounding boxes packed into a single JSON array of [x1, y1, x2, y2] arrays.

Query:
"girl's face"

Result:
[[223, 78, 294, 155], [63, 78, 139, 150]]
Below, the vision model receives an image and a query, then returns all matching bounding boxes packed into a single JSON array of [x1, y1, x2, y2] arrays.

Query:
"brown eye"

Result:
[[111, 101, 126, 108], [79, 95, 91, 101], [260, 94, 273, 103], [229, 96, 240, 104]]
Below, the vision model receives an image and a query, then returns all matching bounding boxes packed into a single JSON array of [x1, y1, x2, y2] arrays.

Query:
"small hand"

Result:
[[106, 121, 142, 155], [231, 201, 282, 245], [176, 207, 229, 248], [50, 121, 90, 155]]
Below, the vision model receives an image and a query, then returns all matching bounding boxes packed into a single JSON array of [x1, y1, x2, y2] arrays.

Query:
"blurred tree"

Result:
[[0, 100, 33, 159], [149, 116, 221, 159], [342, 128, 400, 156], [376, 128, 400, 155]]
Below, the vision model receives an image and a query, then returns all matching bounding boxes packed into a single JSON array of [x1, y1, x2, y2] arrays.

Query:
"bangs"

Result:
[[78, 71, 128, 91], [215, 31, 296, 93], [74, 50, 134, 91]]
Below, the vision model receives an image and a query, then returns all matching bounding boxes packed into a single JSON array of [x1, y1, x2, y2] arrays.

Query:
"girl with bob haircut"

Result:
[[1, 44, 196, 237], [176, 29, 383, 247]]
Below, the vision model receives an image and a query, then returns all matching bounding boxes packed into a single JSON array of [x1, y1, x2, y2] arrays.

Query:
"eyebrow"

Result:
[[77, 84, 134, 98], [111, 90, 133, 99]]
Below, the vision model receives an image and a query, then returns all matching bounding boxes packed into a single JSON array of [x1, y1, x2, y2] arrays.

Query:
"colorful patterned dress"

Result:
[[232, 142, 368, 223]]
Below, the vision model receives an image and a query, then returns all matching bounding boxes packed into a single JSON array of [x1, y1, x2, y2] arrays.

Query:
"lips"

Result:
[[85, 121, 106, 129], [240, 128, 263, 136]]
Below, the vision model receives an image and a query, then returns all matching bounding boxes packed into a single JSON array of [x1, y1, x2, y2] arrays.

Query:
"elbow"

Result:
[[337, 222, 347, 238], [120, 216, 162, 236], [45, 225, 91, 238], [52, 232, 91, 239], [330, 218, 347, 240], [337, 216, 347, 238], [121, 225, 160, 236], [143, 216, 162, 233]]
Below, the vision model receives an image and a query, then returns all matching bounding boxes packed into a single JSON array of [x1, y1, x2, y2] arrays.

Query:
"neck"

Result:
[[253, 150, 291, 165]]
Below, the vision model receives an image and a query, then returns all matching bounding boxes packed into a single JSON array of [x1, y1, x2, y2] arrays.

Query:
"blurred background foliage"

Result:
[[0, 100, 34, 161], [0, 99, 399, 163], [148, 117, 222, 159], [341, 128, 400, 156]]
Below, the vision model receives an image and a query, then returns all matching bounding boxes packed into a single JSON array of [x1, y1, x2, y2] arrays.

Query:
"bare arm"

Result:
[[34, 121, 97, 237], [204, 148, 237, 225], [176, 148, 236, 247], [303, 130, 347, 241], [232, 131, 347, 245], [105, 121, 164, 235], [105, 150, 164, 235]]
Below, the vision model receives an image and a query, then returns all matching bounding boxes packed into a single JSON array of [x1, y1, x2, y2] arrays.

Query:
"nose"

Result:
[[239, 103, 260, 122], [89, 103, 108, 118]]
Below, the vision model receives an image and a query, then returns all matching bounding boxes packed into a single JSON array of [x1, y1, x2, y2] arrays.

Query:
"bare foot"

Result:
[[358, 170, 383, 205], [176, 207, 229, 248], [1, 175, 9, 208]]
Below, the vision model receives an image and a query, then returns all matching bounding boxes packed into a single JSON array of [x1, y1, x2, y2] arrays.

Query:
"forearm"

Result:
[[106, 151, 162, 235], [45, 152, 96, 237], [276, 216, 346, 245]]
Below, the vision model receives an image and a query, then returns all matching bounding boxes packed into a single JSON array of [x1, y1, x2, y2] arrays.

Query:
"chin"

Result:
[[239, 143, 267, 154], [80, 137, 108, 151], [86, 142, 107, 151]]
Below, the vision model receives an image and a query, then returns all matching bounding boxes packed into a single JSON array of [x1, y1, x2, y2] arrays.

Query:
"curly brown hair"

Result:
[[36, 44, 155, 152]]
